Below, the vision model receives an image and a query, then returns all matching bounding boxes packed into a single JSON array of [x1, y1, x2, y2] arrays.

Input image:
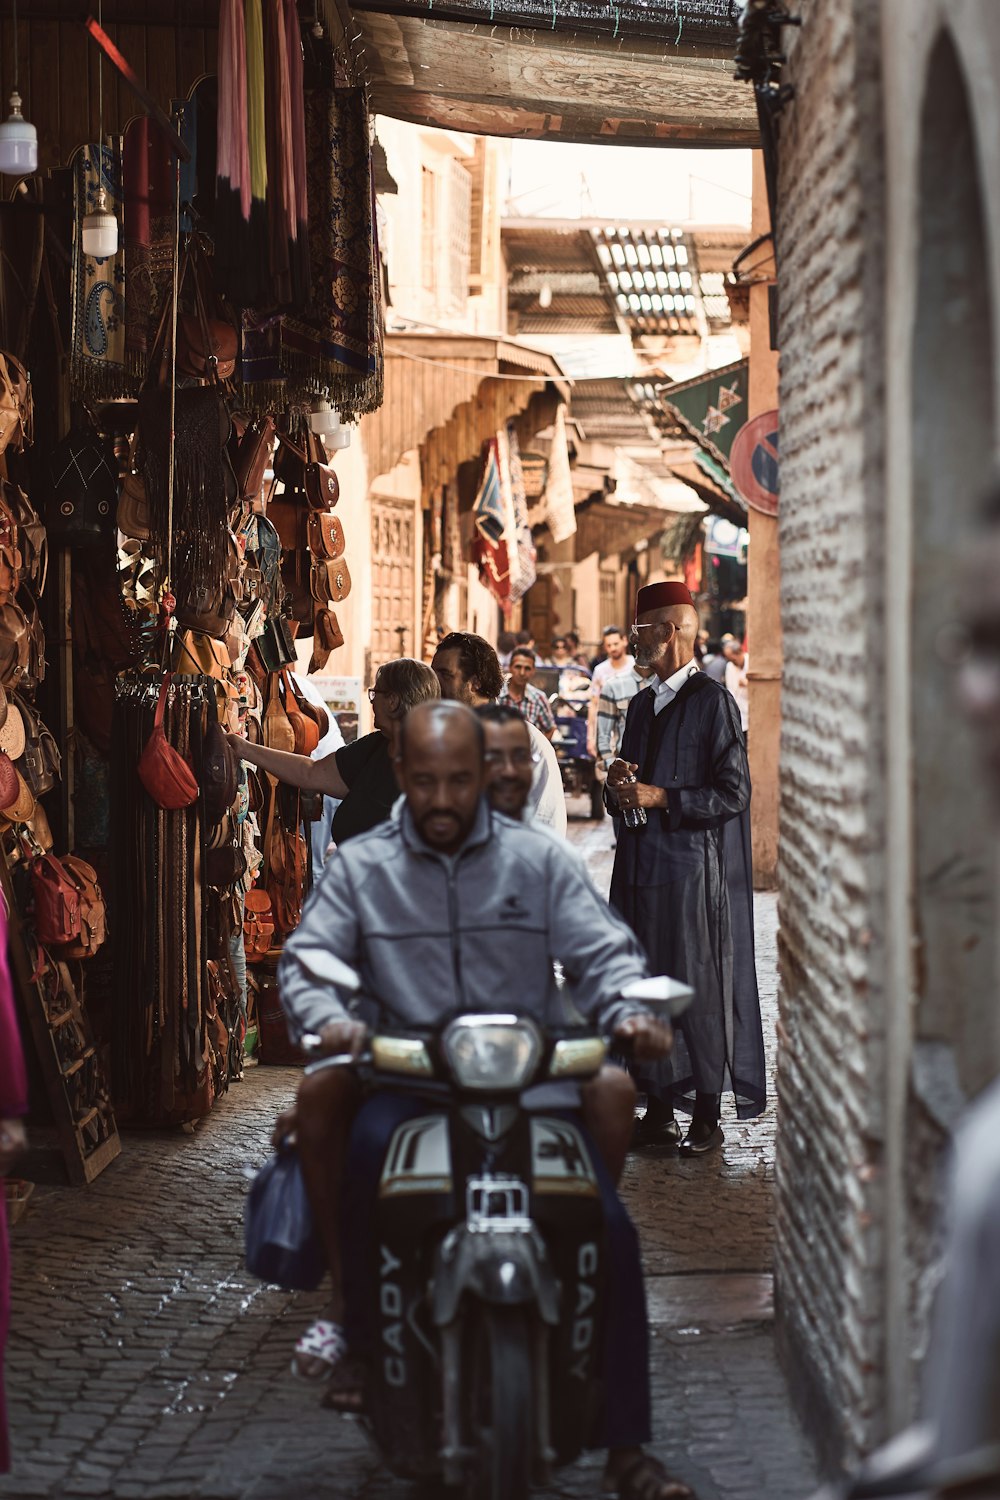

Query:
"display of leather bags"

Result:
[[175, 530, 243, 637], [58, 855, 108, 959], [306, 510, 345, 561], [4, 483, 47, 595], [17, 696, 61, 798], [309, 557, 351, 605], [30, 853, 82, 948], [244, 887, 275, 963], [262, 674, 295, 754], [137, 674, 199, 810]]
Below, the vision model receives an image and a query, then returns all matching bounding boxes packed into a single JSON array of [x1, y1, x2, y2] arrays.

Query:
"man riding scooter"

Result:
[[277, 700, 694, 1500]]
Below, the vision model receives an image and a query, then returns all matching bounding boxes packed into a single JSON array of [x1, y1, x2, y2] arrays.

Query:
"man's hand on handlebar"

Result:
[[614, 1013, 673, 1062], [317, 1019, 368, 1059]]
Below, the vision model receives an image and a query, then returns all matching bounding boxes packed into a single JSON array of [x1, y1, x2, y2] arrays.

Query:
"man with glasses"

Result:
[[605, 582, 765, 1155]]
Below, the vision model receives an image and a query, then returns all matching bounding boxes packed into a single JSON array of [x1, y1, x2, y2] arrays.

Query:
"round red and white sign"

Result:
[[730, 410, 779, 516]]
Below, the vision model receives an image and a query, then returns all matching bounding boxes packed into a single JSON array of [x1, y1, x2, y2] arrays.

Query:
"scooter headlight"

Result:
[[442, 1015, 543, 1091]]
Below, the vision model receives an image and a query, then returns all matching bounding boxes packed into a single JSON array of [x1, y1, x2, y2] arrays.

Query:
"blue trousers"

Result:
[[341, 1091, 652, 1450]]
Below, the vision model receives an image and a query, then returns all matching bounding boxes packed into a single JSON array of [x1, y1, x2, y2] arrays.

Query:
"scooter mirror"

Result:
[[620, 975, 695, 1018]]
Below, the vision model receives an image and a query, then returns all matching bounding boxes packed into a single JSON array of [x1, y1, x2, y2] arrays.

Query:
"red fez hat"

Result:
[[634, 581, 695, 619]]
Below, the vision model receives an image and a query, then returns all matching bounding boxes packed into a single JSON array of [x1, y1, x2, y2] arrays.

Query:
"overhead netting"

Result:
[[354, 1, 741, 49]]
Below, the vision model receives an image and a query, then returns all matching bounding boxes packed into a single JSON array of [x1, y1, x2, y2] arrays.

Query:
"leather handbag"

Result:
[[17, 697, 61, 797], [266, 493, 305, 553], [44, 414, 118, 546], [4, 483, 47, 595], [58, 856, 108, 959], [30, 853, 82, 947], [235, 414, 276, 504], [137, 674, 200, 810], [308, 609, 344, 673], [243, 886, 275, 963], [309, 558, 351, 605], [255, 615, 297, 674], [19, 588, 45, 686], [0, 700, 24, 758], [0, 767, 35, 824], [0, 601, 30, 688], [0, 351, 32, 455], [281, 670, 320, 756], [201, 711, 237, 825], [306, 511, 345, 561], [177, 313, 238, 382], [205, 843, 248, 890], [117, 471, 151, 541], [304, 461, 339, 511], [263, 674, 296, 754]]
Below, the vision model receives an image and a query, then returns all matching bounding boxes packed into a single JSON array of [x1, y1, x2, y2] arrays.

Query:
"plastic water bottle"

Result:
[[621, 773, 647, 830]]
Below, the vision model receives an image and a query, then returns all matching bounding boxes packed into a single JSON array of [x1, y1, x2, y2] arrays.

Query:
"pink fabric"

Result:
[[284, 0, 309, 232], [217, 0, 251, 222], [0, 902, 27, 1474], [274, 0, 296, 241]]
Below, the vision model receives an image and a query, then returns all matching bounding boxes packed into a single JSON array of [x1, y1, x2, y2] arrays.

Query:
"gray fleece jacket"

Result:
[[278, 797, 650, 1042]]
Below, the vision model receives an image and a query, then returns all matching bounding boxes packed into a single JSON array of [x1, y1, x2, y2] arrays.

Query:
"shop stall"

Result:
[[0, 0, 380, 1173]]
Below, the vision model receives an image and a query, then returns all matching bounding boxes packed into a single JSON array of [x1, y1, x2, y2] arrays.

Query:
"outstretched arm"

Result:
[[228, 736, 350, 800]]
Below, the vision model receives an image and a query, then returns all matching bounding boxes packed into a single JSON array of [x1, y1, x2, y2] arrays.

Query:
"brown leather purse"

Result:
[[244, 886, 275, 963], [58, 856, 108, 959], [281, 670, 320, 756], [137, 674, 200, 810], [0, 747, 17, 810], [235, 414, 276, 504], [0, 600, 30, 688], [262, 673, 296, 753], [310, 558, 351, 605], [304, 460, 339, 511], [308, 609, 344, 673], [117, 471, 151, 540], [29, 854, 81, 948], [307, 511, 345, 561]]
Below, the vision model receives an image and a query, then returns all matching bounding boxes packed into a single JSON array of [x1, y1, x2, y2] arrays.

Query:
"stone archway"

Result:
[[904, 23, 998, 1398]]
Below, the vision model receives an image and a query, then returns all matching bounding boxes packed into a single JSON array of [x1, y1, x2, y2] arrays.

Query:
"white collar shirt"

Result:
[[652, 659, 700, 715]]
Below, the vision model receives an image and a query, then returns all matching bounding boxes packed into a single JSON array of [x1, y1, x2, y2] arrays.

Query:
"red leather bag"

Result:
[[30, 854, 82, 947], [137, 674, 199, 810]]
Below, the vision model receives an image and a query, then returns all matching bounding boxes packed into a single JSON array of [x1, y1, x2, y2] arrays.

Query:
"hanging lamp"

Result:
[[81, 0, 118, 258], [0, 0, 37, 176], [307, 396, 340, 436]]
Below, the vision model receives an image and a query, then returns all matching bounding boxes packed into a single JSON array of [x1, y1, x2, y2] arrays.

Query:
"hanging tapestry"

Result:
[[71, 143, 132, 400], [505, 422, 536, 603], [473, 438, 505, 544], [281, 76, 383, 415], [542, 403, 577, 544]]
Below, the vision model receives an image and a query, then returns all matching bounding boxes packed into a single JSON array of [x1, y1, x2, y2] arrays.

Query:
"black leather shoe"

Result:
[[632, 1114, 682, 1149], [678, 1121, 724, 1157]]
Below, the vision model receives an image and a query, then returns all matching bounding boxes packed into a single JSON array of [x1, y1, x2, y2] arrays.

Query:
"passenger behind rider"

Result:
[[278, 701, 694, 1500]]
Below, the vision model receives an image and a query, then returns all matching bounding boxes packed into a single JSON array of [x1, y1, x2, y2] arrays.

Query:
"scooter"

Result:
[[304, 978, 692, 1500]]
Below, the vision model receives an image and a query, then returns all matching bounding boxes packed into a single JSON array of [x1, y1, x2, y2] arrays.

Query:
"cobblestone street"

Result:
[[1, 815, 818, 1500]]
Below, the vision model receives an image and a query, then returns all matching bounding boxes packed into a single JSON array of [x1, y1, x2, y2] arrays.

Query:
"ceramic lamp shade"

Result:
[[0, 92, 37, 175]]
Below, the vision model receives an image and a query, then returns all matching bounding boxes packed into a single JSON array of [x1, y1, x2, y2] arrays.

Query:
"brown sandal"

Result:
[[320, 1352, 367, 1414]]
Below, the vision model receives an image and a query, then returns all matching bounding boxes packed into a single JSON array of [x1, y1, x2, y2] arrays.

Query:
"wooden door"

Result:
[[371, 495, 417, 673]]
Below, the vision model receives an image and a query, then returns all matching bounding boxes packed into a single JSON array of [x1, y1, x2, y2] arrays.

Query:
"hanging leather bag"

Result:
[[0, 600, 30, 688], [262, 674, 296, 754], [58, 856, 108, 959], [137, 674, 200, 810], [0, 352, 32, 456], [243, 886, 275, 963], [307, 609, 344, 674], [17, 696, 61, 797], [0, 748, 18, 810], [235, 414, 276, 504], [201, 710, 238, 824], [4, 483, 46, 595], [306, 511, 345, 562], [30, 853, 82, 947], [43, 411, 118, 547], [255, 615, 297, 674], [280, 670, 320, 756], [117, 470, 151, 541], [309, 557, 351, 605]]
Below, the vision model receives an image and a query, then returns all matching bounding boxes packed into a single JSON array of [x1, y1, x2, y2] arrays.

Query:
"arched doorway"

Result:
[[905, 24, 998, 1398]]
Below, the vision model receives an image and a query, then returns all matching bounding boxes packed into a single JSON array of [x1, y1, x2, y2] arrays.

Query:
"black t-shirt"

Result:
[[330, 731, 398, 845]]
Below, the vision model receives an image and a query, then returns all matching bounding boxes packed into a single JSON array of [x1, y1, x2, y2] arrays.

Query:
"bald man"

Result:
[[607, 583, 766, 1155], [278, 701, 694, 1499]]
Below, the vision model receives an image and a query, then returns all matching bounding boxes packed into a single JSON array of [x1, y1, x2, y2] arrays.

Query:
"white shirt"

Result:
[[526, 720, 567, 837], [725, 654, 749, 732], [591, 654, 636, 699], [652, 659, 700, 715]]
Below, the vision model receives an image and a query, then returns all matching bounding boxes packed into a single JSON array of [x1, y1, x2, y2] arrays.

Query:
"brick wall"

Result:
[[773, 0, 890, 1466]]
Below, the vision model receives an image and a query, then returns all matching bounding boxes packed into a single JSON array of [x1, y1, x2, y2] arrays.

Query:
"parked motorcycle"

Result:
[[304, 977, 692, 1499]]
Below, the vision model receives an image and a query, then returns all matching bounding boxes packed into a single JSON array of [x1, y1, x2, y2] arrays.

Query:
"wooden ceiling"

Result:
[[349, 4, 758, 147]]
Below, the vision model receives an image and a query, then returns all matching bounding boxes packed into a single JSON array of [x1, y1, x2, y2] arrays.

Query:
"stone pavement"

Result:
[[0, 815, 818, 1500]]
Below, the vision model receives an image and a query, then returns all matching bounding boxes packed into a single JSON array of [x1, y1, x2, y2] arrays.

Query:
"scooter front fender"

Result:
[[432, 1226, 561, 1327]]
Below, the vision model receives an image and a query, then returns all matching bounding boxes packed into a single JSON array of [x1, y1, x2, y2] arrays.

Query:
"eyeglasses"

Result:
[[629, 622, 671, 637], [484, 749, 541, 768], [367, 686, 384, 703]]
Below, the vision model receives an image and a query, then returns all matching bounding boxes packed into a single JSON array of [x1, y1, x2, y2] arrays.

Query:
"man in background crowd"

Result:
[[724, 640, 750, 741], [432, 631, 566, 835], [498, 646, 558, 740], [588, 625, 636, 758], [703, 632, 735, 682], [496, 629, 516, 670]]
